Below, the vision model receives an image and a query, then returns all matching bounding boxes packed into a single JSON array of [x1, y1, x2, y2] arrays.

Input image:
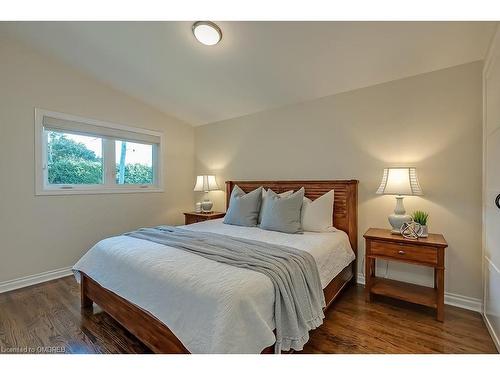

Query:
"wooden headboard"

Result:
[[225, 180, 359, 254]]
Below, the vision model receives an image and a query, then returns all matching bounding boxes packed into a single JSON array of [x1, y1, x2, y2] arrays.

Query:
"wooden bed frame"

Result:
[[79, 179, 358, 353]]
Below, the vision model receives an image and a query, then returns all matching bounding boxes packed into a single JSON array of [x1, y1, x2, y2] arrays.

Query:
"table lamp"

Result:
[[194, 175, 220, 213], [376, 167, 423, 234]]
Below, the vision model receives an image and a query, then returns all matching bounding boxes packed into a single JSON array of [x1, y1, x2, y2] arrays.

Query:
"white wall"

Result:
[[483, 25, 500, 350], [0, 34, 194, 283], [195, 62, 484, 302]]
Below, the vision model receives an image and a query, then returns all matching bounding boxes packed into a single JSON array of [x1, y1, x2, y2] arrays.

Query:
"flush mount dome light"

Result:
[[192, 21, 222, 46]]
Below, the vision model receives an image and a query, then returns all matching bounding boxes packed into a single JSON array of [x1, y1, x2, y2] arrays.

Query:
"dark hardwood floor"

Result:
[[0, 276, 497, 354]]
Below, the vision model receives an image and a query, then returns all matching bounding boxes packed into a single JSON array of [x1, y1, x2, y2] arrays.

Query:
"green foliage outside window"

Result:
[[47, 132, 102, 184], [47, 133, 152, 185], [116, 163, 153, 184]]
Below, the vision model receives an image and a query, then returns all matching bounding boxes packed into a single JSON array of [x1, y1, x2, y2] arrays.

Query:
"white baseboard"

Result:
[[444, 292, 483, 313], [356, 273, 483, 313], [0, 266, 73, 294]]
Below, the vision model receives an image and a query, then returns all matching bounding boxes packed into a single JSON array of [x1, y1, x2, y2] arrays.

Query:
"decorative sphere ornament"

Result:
[[400, 222, 423, 239]]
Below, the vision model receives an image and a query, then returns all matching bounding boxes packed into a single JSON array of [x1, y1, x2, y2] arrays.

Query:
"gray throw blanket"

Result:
[[125, 226, 326, 352]]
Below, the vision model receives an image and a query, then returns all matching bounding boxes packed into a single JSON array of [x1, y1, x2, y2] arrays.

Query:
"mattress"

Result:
[[73, 219, 355, 353]]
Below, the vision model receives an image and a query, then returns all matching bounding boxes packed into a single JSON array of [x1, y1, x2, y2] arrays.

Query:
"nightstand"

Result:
[[184, 211, 225, 225], [363, 228, 448, 321]]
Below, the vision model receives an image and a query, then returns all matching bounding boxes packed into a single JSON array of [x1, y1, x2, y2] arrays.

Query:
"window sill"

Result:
[[35, 187, 165, 196]]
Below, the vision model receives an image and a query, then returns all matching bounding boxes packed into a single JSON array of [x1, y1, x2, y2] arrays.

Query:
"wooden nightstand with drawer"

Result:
[[184, 211, 225, 225], [363, 228, 448, 321]]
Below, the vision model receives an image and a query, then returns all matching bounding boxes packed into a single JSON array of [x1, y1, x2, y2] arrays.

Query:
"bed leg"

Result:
[[80, 274, 93, 313], [351, 261, 357, 285]]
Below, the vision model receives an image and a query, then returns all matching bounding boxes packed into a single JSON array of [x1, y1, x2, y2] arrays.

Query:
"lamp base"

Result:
[[388, 196, 412, 234], [388, 213, 412, 234]]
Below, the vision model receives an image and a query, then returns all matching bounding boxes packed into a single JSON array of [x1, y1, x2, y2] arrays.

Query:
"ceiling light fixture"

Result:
[[192, 21, 222, 46]]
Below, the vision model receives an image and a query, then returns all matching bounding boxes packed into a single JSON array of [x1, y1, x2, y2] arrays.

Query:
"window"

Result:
[[47, 131, 104, 185], [35, 109, 164, 195], [115, 140, 153, 185]]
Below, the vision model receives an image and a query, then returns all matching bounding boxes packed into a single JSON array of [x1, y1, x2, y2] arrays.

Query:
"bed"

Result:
[[75, 180, 358, 353]]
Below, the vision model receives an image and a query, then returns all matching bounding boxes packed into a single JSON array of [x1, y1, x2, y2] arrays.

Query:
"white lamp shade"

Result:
[[193, 175, 220, 192], [376, 167, 423, 196]]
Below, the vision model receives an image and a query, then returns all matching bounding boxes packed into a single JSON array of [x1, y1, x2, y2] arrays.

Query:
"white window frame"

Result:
[[35, 108, 165, 195]]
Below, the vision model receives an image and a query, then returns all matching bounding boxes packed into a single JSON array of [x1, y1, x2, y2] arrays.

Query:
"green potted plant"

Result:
[[411, 210, 429, 238]]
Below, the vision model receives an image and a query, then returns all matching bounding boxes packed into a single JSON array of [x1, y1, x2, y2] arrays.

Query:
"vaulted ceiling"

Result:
[[1, 21, 496, 125]]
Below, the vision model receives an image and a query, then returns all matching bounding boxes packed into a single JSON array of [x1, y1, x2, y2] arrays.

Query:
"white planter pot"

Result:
[[419, 225, 428, 238]]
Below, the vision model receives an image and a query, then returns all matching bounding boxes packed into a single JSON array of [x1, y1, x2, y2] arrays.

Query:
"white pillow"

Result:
[[301, 189, 335, 232], [258, 189, 293, 224]]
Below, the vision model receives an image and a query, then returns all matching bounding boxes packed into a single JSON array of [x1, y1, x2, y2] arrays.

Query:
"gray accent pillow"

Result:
[[223, 185, 263, 227], [258, 189, 294, 224], [260, 187, 305, 234]]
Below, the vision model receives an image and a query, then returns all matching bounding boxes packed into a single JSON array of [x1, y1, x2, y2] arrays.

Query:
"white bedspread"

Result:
[[73, 219, 355, 353]]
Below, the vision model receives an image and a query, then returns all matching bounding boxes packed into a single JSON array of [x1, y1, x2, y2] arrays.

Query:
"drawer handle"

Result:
[[398, 250, 405, 255]]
